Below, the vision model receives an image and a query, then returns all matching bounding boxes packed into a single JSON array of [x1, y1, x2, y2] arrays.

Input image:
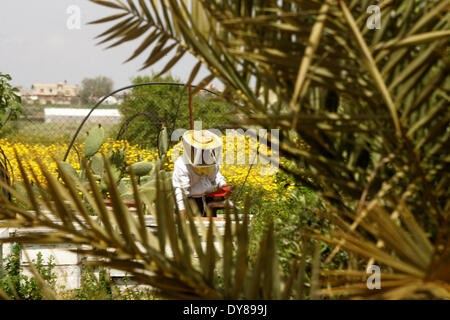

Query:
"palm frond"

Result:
[[0, 154, 309, 299]]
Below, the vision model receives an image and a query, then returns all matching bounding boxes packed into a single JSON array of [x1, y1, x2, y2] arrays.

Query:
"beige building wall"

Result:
[[21, 81, 80, 105]]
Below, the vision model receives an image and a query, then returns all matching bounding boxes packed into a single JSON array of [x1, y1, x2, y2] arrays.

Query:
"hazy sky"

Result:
[[0, 0, 214, 90]]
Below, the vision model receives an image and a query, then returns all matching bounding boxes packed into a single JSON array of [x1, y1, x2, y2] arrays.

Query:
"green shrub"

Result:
[[0, 244, 56, 300], [119, 74, 235, 149], [65, 266, 157, 300], [69, 266, 115, 300], [245, 170, 349, 282]]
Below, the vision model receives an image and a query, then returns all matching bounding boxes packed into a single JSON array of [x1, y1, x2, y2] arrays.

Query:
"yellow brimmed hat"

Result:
[[182, 130, 222, 169]]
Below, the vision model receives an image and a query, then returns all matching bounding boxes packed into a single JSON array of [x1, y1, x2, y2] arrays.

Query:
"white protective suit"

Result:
[[172, 156, 227, 211]]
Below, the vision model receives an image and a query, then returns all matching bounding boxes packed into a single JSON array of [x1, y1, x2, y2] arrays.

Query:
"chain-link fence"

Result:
[[2, 84, 235, 154], [1, 94, 125, 146]]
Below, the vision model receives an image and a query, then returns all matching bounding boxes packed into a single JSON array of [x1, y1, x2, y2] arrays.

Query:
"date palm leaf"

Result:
[[0, 154, 304, 300]]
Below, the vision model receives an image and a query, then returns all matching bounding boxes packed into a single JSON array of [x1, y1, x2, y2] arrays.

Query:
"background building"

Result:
[[19, 81, 80, 105]]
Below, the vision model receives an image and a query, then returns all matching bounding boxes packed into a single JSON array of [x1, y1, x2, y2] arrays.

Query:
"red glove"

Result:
[[207, 186, 232, 197]]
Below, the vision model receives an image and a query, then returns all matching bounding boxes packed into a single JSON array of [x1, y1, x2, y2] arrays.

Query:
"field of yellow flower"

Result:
[[1, 136, 279, 194], [166, 135, 279, 194]]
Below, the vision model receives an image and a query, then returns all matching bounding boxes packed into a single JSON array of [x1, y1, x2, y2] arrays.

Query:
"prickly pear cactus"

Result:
[[0, 147, 12, 203], [128, 161, 153, 176], [57, 121, 175, 207], [84, 124, 105, 157], [58, 161, 79, 178], [158, 124, 169, 161], [90, 154, 104, 176]]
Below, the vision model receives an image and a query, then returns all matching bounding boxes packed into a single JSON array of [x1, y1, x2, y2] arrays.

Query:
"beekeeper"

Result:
[[172, 129, 228, 217]]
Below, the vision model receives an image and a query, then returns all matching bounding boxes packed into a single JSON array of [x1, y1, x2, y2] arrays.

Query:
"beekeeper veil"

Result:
[[182, 130, 222, 175]]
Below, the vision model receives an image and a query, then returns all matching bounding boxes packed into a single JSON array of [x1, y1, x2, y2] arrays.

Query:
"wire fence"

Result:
[[1, 94, 126, 146], [1, 88, 235, 153]]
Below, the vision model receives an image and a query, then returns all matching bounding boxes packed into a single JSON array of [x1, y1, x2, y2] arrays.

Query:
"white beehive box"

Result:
[[0, 214, 251, 291]]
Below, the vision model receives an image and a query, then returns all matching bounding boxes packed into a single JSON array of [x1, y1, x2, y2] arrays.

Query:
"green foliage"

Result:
[[1, 153, 301, 299], [0, 244, 56, 300], [59, 122, 171, 203], [63, 266, 156, 300], [118, 285, 156, 300], [4, 145, 448, 299], [129, 161, 153, 176], [84, 124, 105, 157], [0, 72, 23, 130], [70, 266, 114, 300], [1, 120, 120, 146], [245, 171, 349, 285], [158, 124, 169, 159], [119, 73, 234, 149], [80, 76, 114, 105], [0, 0, 448, 300], [0, 72, 23, 156]]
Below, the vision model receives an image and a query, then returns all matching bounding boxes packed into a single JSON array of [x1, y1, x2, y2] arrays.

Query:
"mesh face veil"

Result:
[[192, 166, 215, 175], [182, 130, 222, 175]]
